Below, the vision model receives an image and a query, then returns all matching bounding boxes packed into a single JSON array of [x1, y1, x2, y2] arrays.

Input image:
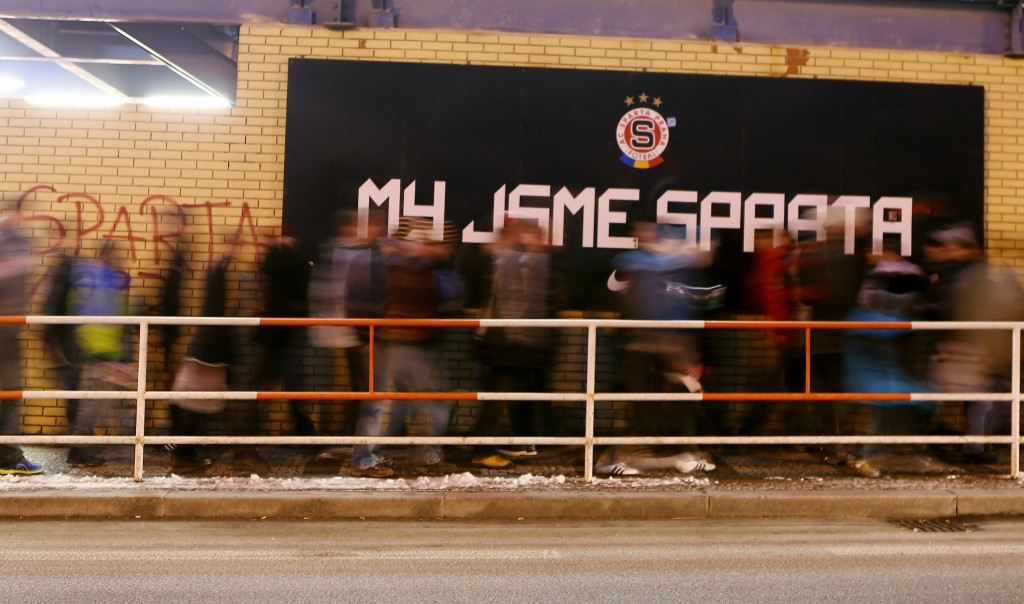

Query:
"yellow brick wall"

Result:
[[3, 24, 1021, 434]]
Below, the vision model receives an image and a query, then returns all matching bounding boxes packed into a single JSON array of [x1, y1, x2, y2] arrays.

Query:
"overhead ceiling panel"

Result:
[[0, 58, 108, 95], [0, 27, 39, 57], [78, 63, 209, 97], [4, 18, 154, 61], [0, 17, 237, 103], [0, 0, 286, 25], [109, 23, 238, 100]]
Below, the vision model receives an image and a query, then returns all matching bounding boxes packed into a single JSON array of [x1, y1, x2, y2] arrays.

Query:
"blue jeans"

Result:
[[351, 342, 451, 469], [69, 361, 122, 439], [964, 374, 1016, 455]]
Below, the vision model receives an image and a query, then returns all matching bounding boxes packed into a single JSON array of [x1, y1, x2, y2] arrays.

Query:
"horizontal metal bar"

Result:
[[0, 436, 138, 445], [21, 315, 262, 326], [593, 435, 1024, 445], [17, 390, 140, 400], [7, 390, 1017, 402], [2, 434, 1020, 446], [141, 436, 585, 446], [12, 315, 1024, 330], [253, 391, 478, 401], [477, 392, 588, 401]]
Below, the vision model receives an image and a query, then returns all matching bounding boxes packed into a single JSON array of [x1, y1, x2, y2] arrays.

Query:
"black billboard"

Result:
[[283, 58, 984, 310]]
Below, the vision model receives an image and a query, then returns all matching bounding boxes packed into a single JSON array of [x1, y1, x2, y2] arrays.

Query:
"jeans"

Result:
[[68, 361, 122, 442], [351, 342, 451, 469], [964, 374, 1015, 455]]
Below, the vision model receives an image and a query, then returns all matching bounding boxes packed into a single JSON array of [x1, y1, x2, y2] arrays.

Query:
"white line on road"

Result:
[[827, 544, 1024, 556], [0, 549, 563, 561]]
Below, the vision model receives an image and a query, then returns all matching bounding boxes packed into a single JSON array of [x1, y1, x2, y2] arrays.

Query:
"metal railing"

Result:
[[0, 315, 1020, 482]]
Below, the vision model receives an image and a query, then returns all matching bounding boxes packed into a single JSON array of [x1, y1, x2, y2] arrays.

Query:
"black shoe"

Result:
[[67, 449, 106, 467], [823, 448, 848, 466]]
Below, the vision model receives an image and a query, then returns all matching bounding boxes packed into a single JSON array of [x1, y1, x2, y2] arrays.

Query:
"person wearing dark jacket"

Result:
[[168, 253, 235, 470], [256, 234, 316, 437], [0, 219, 42, 475], [42, 251, 83, 427], [472, 219, 562, 468]]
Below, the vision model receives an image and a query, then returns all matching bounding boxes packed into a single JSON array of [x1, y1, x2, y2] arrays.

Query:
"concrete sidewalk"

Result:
[[2, 445, 1022, 520], [3, 487, 1024, 521]]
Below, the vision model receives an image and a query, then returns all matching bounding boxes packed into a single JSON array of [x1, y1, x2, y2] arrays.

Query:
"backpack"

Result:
[[69, 260, 130, 361]]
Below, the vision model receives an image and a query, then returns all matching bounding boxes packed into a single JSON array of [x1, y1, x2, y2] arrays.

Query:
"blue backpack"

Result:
[[69, 260, 130, 361]]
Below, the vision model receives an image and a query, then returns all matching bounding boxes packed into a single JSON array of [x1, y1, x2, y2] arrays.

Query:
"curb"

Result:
[[1, 489, 1023, 520]]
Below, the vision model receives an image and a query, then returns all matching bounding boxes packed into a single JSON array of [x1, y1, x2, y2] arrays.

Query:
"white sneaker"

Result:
[[675, 454, 716, 473], [497, 445, 537, 457], [664, 372, 703, 393], [595, 461, 640, 476]]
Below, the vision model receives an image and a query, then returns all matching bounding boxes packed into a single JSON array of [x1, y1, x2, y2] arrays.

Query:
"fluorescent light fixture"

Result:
[[25, 94, 126, 107], [141, 96, 232, 109], [0, 75, 25, 92]]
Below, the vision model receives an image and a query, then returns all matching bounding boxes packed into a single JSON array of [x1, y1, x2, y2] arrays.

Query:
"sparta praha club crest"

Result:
[[616, 93, 673, 169]]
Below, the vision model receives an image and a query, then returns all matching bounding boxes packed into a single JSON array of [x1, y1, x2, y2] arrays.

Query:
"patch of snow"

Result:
[[0, 471, 711, 492], [588, 475, 710, 488]]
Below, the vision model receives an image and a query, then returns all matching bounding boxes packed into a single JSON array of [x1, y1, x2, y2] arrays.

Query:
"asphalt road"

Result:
[[2, 519, 1023, 602]]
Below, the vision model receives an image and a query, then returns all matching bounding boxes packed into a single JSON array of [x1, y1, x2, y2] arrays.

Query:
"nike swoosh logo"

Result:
[[607, 270, 630, 292]]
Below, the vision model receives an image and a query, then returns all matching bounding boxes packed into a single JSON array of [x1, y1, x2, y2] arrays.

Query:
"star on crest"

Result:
[[653, 97, 663, 107], [638, 93, 649, 103], [624, 96, 635, 106]]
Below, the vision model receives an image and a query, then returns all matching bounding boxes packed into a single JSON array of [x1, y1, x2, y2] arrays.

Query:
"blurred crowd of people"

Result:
[[1, 208, 1022, 479], [742, 216, 1024, 477]]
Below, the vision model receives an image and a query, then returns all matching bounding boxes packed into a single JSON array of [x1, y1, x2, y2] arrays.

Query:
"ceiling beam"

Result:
[[0, 55, 162, 65], [0, 0, 286, 25], [0, 18, 126, 96], [109, 23, 237, 101], [0, 0, 1016, 55]]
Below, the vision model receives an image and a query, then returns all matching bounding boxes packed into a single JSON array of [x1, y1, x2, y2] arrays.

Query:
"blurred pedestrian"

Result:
[[42, 250, 83, 427], [472, 218, 563, 468], [65, 241, 134, 468], [793, 207, 867, 465], [842, 246, 933, 478], [924, 222, 1024, 463], [308, 211, 387, 464], [737, 228, 805, 438], [596, 220, 718, 476], [255, 231, 316, 437], [167, 243, 239, 471], [0, 217, 42, 475], [350, 218, 462, 477]]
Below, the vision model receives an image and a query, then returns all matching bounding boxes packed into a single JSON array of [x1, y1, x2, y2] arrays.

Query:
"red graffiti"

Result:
[[15, 184, 262, 266]]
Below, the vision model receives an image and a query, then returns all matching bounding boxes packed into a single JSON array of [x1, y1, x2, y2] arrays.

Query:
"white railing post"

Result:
[[133, 320, 149, 482], [584, 324, 597, 482], [1012, 325, 1020, 478]]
